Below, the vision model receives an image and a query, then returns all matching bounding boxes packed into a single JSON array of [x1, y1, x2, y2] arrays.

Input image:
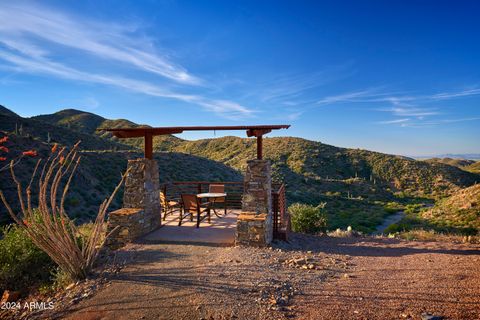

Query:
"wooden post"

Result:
[[144, 132, 153, 159], [256, 135, 263, 160]]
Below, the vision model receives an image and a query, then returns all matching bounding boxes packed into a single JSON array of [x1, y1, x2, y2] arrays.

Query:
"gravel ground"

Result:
[[35, 234, 480, 319], [291, 235, 480, 320]]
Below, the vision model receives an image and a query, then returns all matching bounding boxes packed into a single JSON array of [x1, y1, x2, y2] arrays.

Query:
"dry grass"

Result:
[[393, 229, 480, 243]]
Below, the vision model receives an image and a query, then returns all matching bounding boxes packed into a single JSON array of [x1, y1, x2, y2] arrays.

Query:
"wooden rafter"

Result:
[[98, 125, 290, 160]]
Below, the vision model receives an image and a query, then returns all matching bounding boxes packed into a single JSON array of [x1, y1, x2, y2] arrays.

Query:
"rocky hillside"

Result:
[[425, 157, 480, 175], [2, 105, 479, 232], [173, 136, 479, 200], [32, 108, 182, 150], [424, 157, 476, 168], [421, 184, 480, 234], [0, 134, 241, 225], [0, 107, 242, 225], [33, 108, 138, 136], [0, 106, 130, 151], [32, 108, 480, 199], [464, 161, 480, 174]]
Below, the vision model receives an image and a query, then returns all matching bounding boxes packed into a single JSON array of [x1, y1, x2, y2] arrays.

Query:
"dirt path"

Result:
[[60, 235, 480, 320], [373, 211, 405, 234]]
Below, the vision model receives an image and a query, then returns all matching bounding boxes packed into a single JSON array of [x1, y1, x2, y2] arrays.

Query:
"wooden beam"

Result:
[[100, 125, 289, 138], [112, 128, 183, 138], [144, 132, 153, 159], [246, 128, 272, 137], [257, 135, 263, 160]]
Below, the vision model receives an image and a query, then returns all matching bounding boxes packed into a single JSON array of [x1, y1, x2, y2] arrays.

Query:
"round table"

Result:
[[197, 192, 227, 217]]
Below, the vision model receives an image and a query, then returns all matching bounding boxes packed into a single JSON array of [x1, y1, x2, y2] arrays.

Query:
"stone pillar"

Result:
[[236, 159, 273, 246], [242, 160, 272, 214], [122, 158, 161, 233]]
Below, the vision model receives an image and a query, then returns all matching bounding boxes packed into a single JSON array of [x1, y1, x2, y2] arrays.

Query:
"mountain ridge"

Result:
[[2, 105, 479, 232], [22, 107, 480, 199]]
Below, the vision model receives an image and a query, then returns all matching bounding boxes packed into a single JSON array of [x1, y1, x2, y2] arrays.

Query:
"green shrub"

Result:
[[52, 267, 74, 290], [289, 203, 328, 233], [404, 203, 424, 214], [383, 201, 404, 214], [0, 225, 55, 292]]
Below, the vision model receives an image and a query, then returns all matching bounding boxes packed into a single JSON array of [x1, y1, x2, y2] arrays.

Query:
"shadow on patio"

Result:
[[140, 209, 240, 246]]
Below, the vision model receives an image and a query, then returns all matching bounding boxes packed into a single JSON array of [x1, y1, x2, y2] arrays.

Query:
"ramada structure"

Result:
[[99, 125, 291, 248]]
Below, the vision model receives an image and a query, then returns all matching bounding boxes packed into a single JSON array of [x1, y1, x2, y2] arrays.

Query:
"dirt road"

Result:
[[61, 235, 480, 320]]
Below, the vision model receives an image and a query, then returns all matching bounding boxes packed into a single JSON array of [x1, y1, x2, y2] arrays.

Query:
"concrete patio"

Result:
[[142, 209, 240, 246]]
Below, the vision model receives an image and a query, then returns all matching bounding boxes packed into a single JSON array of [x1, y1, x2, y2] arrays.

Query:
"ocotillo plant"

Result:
[[0, 141, 128, 281], [0, 134, 38, 172]]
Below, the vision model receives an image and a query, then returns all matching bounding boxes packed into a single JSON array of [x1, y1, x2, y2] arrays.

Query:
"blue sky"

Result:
[[0, 0, 479, 156]]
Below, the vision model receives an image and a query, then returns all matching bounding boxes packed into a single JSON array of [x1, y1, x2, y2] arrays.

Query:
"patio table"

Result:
[[197, 192, 227, 218]]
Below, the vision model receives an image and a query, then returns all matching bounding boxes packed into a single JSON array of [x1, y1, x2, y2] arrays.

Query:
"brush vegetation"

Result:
[[2, 106, 479, 235], [385, 184, 480, 236]]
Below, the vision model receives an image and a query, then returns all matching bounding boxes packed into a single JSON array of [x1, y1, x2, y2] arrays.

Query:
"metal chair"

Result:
[[160, 190, 181, 221], [208, 184, 227, 215], [180, 194, 211, 228]]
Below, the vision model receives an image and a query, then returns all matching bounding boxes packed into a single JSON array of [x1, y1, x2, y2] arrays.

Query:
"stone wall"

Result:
[[105, 208, 146, 249], [236, 159, 273, 246], [107, 158, 161, 248], [235, 212, 272, 247]]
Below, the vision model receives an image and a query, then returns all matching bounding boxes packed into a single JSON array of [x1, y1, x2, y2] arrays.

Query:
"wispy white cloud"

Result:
[[316, 88, 391, 105], [228, 64, 357, 121], [428, 117, 480, 124], [0, 3, 200, 85], [317, 86, 480, 128], [0, 69, 25, 85], [285, 111, 304, 121], [0, 2, 253, 119], [378, 117, 480, 128], [378, 106, 439, 117], [316, 86, 480, 107], [0, 49, 253, 119], [377, 118, 410, 124], [431, 88, 480, 100], [258, 66, 354, 103]]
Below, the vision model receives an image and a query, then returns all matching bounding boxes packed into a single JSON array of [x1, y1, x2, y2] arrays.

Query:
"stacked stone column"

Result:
[[235, 159, 273, 246], [107, 158, 161, 248]]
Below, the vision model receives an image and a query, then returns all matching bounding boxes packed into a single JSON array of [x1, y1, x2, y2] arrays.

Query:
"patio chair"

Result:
[[209, 184, 227, 215], [180, 194, 211, 228], [160, 190, 181, 221]]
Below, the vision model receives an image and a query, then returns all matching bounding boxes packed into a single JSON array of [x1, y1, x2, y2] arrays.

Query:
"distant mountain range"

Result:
[[421, 157, 480, 174], [1, 105, 479, 232], [415, 154, 480, 160]]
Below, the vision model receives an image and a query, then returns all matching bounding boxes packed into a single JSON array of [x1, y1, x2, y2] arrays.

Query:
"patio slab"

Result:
[[141, 209, 240, 246]]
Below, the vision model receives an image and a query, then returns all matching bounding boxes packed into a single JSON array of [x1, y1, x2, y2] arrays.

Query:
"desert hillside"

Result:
[[420, 184, 480, 233], [1, 105, 479, 233], [32, 108, 480, 199], [464, 161, 480, 174], [424, 157, 476, 168]]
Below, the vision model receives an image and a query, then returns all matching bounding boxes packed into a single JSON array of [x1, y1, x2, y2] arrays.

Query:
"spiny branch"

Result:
[[0, 141, 129, 281]]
